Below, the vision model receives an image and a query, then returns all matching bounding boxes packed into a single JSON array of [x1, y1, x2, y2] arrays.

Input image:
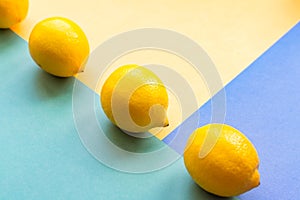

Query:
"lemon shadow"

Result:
[[187, 181, 240, 200], [104, 123, 166, 153], [96, 103, 166, 153], [0, 29, 21, 50], [33, 69, 75, 99]]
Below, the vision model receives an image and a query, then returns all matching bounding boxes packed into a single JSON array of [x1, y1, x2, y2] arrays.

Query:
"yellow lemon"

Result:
[[184, 124, 260, 197], [28, 17, 89, 77], [101, 64, 169, 133], [0, 0, 28, 28]]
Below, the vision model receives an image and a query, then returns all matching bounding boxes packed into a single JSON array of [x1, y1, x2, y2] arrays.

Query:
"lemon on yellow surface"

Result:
[[101, 64, 169, 133], [28, 17, 89, 77], [184, 124, 260, 197], [0, 0, 29, 28]]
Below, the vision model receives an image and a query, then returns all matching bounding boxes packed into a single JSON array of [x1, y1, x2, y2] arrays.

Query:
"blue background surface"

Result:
[[164, 22, 300, 199], [1, 21, 300, 200]]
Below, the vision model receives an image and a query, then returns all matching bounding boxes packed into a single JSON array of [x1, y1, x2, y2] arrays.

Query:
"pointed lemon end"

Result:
[[250, 169, 260, 189], [163, 118, 169, 127]]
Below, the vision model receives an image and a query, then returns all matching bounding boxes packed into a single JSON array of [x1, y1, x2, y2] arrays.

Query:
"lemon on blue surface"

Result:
[[28, 17, 90, 77], [101, 64, 169, 133], [184, 124, 260, 197]]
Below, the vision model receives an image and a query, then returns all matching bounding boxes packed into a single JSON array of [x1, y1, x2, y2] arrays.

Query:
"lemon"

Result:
[[101, 64, 169, 133], [28, 17, 90, 77], [0, 0, 28, 28], [184, 124, 260, 197]]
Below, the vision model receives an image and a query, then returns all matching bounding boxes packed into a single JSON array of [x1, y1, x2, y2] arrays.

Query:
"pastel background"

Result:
[[1, 0, 300, 199]]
